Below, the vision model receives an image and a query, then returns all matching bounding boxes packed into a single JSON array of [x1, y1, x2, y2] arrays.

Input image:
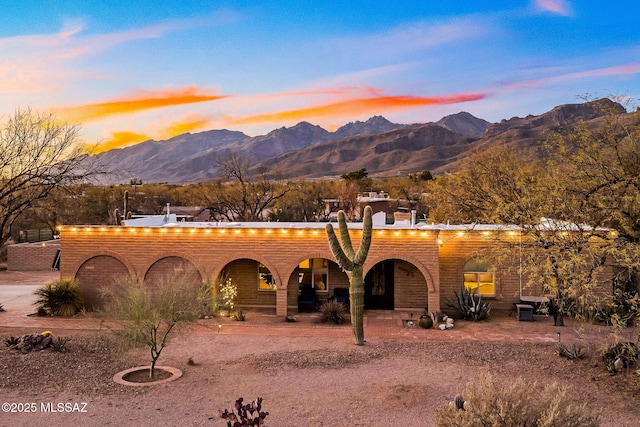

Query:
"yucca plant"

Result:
[[51, 337, 70, 352], [34, 278, 84, 316], [4, 336, 19, 347], [319, 300, 348, 324], [233, 309, 246, 321], [554, 342, 585, 360], [446, 286, 491, 321]]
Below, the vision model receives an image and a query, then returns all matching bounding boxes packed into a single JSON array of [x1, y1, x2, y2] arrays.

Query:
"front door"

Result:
[[364, 260, 394, 310]]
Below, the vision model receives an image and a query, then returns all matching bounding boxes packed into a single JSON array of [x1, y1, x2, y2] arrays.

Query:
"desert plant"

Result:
[[220, 397, 269, 427], [100, 271, 201, 378], [554, 342, 585, 360], [601, 341, 639, 374], [446, 286, 491, 321], [4, 336, 19, 347], [436, 374, 600, 427], [51, 337, 70, 352], [326, 205, 372, 345], [319, 299, 348, 324], [0, 302, 4, 312], [233, 309, 246, 321], [33, 278, 83, 316]]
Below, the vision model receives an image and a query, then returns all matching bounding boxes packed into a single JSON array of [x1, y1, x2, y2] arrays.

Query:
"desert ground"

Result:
[[1, 271, 639, 426]]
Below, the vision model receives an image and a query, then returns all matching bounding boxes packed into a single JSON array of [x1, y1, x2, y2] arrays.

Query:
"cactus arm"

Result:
[[337, 211, 356, 259], [354, 206, 373, 266], [326, 224, 355, 271]]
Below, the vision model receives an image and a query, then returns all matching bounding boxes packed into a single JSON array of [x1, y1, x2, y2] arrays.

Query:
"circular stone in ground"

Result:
[[113, 366, 182, 386]]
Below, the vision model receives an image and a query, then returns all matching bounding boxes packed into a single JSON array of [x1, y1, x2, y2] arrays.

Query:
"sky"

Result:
[[1, 0, 640, 153]]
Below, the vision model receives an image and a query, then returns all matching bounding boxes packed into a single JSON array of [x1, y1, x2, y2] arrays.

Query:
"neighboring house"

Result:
[[57, 212, 588, 317]]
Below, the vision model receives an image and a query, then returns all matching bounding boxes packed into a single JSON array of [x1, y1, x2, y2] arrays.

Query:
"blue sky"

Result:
[[1, 0, 639, 151]]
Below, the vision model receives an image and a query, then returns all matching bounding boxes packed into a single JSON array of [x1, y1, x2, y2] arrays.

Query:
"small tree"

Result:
[[101, 270, 201, 378]]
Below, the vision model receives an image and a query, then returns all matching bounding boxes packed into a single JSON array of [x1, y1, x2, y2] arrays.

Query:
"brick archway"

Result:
[[75, 254, 131, 310]]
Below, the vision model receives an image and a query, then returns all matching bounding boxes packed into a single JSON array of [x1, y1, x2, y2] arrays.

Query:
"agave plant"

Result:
[[446, 286, 491, 321], [34, 279, 84, 316], [319, 300, 348, 324]]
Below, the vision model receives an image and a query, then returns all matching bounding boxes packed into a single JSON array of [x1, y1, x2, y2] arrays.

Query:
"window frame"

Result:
[[298, 258, 329, 293], [463, 257, 495, 297], [258, 263, 277, 291]]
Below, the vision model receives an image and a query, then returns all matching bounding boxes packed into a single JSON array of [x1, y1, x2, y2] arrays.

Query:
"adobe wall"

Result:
[[7, 241, 60, 271], [59, 225, 441, 316]]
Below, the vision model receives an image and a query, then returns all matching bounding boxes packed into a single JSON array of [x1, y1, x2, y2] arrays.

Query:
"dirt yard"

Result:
[[0, 311, 639, 427]]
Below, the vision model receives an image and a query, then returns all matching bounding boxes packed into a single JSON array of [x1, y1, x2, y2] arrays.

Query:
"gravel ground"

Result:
[[1, 325, 639, 427]]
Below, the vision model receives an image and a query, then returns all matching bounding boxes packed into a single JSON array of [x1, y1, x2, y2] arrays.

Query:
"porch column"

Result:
[[276, 285, 288, 316]]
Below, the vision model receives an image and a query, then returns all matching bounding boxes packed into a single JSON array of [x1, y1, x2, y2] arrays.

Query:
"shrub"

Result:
[[446, 286, 491, 321], [601, 341, 639, 374], [436, 374, 599, 427], [0, 302, 4, 312], [100, 271, 201, 378], [220, 397, 269, 427], [51, 337, 70, 352], [318, 300, 348, 324], [34, 278, 83, 316], [4, 336, 19, 347], [233, 309, 246, 321], [554, 343, 586, 360]]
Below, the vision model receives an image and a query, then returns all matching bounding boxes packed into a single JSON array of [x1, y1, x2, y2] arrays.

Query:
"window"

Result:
[[258, 264, 276, 291], [298, 258, 328, 292], [463, 257, 494, 296]]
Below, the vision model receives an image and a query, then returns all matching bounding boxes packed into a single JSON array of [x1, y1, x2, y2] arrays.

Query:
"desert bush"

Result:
[[233, 309, 246, 321], [34, 278, 83, 316], [4, 336, 19, 347], [436, 374, 599, 427], [100, 271, 201, 378], [220, 397, 269, 427], [319, 300, 348, 324], [51, 337, 70, 352], [601, 341, 639, 374], [554, 343, 586, 360], [446, 286, 491, 321]]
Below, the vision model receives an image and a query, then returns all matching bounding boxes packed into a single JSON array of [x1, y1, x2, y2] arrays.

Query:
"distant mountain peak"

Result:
[[435, 112, 491, 137]]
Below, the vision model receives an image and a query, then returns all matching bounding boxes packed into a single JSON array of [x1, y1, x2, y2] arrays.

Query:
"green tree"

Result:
[[0, 108, 103, 245], [101, 270, 202, 378], [429, 146, 611, 326]]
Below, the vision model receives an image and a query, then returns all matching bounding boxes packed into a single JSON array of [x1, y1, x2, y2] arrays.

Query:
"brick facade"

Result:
[[55, 223, 573, 316], [7, 241, 60, 271]]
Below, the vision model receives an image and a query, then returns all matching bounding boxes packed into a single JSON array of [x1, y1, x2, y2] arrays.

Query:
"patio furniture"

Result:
[[298, 287, 316, 312]]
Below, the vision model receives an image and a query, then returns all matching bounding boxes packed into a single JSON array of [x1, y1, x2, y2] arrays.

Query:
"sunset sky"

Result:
[[2, 1, 639, 152]]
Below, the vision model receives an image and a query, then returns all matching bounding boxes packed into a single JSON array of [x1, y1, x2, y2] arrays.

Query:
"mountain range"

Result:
[[93, 98, 625, 184]]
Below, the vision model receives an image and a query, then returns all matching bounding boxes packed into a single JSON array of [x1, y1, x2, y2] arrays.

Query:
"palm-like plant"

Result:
[[34, 279, 83, 316]]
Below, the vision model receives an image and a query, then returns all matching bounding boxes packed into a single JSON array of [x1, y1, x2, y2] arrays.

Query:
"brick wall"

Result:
[[7, 241, 60, 271]]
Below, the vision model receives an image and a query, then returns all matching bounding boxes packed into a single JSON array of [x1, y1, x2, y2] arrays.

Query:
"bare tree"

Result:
[[201, 153, 291, 221], [0, 108, 103, 245]]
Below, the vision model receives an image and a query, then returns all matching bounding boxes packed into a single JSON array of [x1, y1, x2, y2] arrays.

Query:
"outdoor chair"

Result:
[[298, 286, 316, 312]]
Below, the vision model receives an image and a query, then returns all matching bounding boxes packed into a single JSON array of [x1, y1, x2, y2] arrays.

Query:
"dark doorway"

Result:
[[364, 260, 395, 310]]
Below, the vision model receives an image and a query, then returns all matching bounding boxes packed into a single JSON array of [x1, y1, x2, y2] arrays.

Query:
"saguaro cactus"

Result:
[[326, 205, 372, 345]]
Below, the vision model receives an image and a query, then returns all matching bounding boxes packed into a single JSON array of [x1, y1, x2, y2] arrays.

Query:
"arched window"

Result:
[[463, 257, 494, 296]]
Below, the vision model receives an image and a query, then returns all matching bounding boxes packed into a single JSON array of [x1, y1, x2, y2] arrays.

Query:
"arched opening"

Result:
[[144, 257, 202, 287], [286, 258, 350, 312], [75, 255, 130, 310], [364, 260, 395, 310], [218, 258, 277, 311]]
